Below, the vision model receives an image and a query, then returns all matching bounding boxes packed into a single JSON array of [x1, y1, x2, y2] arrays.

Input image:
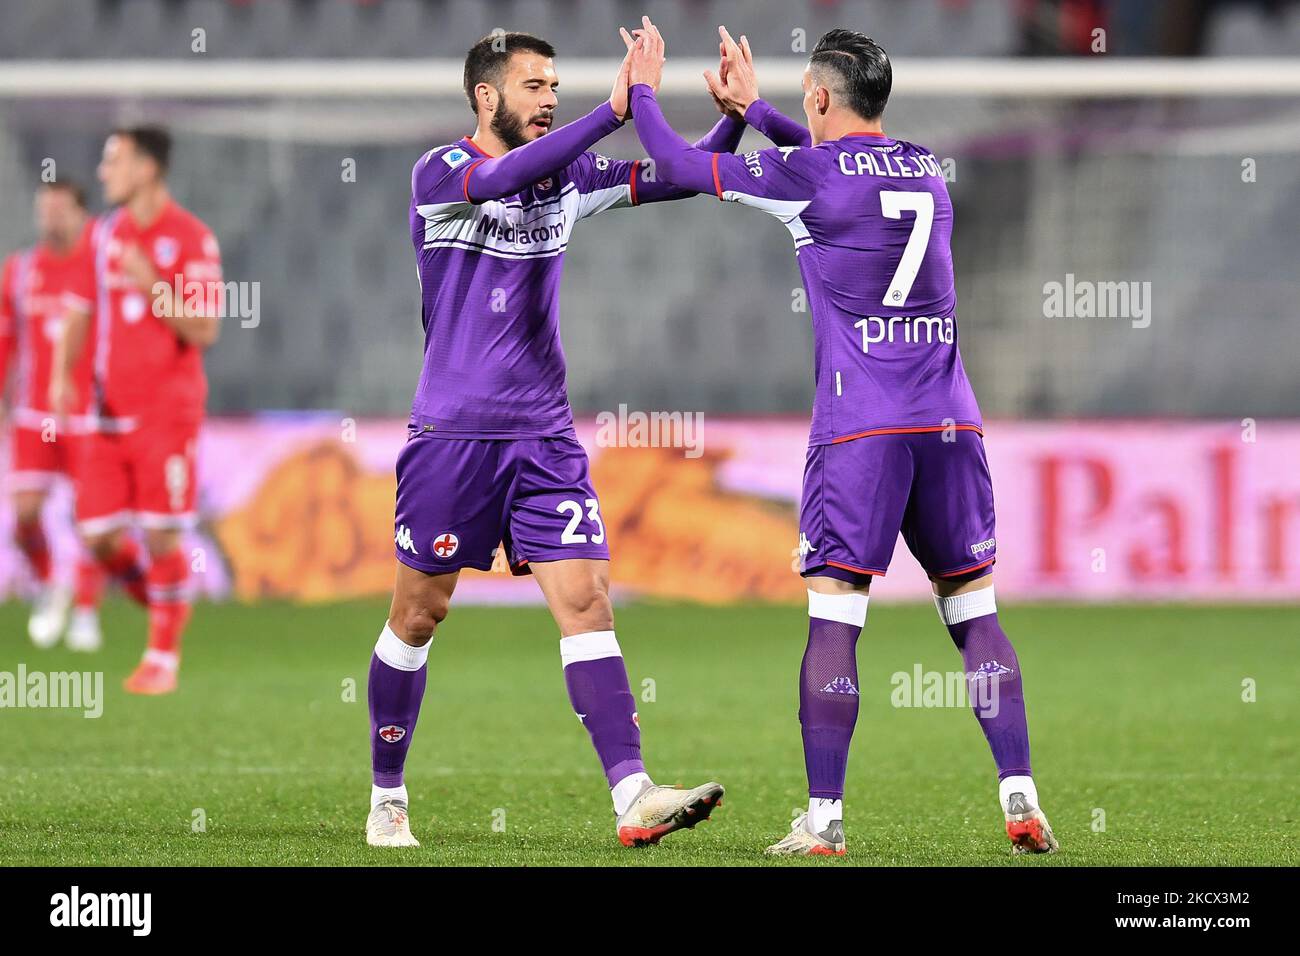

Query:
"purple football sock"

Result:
[[560, 632, 645, 788], [937, 589, 1032, 779], [368, 626, 430, 788], [800, 592, 868, 800]]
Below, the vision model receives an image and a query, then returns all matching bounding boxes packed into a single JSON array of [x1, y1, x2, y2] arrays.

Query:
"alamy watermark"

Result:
[[594, 404, 704, 459], [890, 662, 1008, 717], [151, 275, 261, 328], [0, 666, 103, 718], [1043, 273, 1151, 329]]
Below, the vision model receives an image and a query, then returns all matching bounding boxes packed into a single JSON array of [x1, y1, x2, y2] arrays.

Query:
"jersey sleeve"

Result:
[[62, 221, 99, 317], [411, 144, 481, 224], [709, 145, 827, 221], [571, 113, 749, 215], [178, 219, 224, 317], [0, 255, 17, 397], [743, 99, 812, 149], [569, 151, 639, 219]]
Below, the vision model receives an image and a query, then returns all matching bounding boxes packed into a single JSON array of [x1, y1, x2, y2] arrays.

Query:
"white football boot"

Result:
[[365, 797, 420, 848], [765, 811, 846, 856], [65, 609, 103, 653], [1004, 789, 1059, 855], [616, 780, 724, 847], [27, 582, 72, 649]]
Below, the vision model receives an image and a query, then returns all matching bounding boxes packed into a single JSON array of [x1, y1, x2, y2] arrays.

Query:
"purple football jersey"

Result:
[[408, 138, 642, 438], [709, 130, 982, 445]]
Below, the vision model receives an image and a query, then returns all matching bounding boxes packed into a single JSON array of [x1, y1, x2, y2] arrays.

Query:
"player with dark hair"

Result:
[[0, 181, 104, 650], [364, 26, 744, 848], [57, 124, 223, 695], [625, 21, 1058, 857]]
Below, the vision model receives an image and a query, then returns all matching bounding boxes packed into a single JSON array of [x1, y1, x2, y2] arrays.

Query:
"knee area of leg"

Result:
[[144, 532, 182, 560], [569, 588, 613, 631], [397, 601, 447, 643], [86, 534, 119, 563]]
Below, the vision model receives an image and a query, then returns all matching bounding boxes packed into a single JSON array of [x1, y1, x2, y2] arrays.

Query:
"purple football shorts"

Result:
[[799, 427, 996, 584], [393, 429, 609, 575]]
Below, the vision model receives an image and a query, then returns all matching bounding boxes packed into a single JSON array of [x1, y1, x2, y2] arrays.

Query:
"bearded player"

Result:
[[366, 26, 745, 849], [57, 126, 222, 695], [626, 22, 1057, 856], [0, 181, 105, 650]]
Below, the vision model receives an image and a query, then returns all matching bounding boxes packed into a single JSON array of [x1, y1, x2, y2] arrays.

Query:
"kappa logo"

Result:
[[378, 724, 406, 743], [777, 146, 800, 161], [970, 660, 1013, 681], [395, 524, 419, 554], [432, 532, 459, 559], [798, 532, 817, 558], [970, 537, 996, 556], [821, 676, 860, 696], [442, 147, 471, 169]]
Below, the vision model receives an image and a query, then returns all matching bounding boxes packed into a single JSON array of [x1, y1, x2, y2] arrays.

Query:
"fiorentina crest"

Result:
[[378, 724, 406, 743]]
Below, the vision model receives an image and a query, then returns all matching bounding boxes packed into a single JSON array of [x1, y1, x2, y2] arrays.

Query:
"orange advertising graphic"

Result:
[[211, 434, 804, 603]]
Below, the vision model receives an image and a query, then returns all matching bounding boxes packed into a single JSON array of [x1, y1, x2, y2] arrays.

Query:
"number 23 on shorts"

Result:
[[556, 498, 605, 544]]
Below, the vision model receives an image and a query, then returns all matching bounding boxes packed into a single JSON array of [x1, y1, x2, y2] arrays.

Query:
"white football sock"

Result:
[[933, 586, 997, 626], [611, 772, 653, 816], [371, 783, 409, 809], [143, 648, 179, 672], [999, 774, 1039, 814], [808, 797, 843, 833], [374, 623, 431, 671]]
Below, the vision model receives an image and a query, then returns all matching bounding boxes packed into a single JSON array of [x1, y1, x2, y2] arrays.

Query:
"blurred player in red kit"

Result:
[[57, 126, 222, 695], [0, 181, 105, 650]]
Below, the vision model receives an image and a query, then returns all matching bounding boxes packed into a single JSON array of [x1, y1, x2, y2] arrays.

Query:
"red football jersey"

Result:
[[0, 223, 96, 428], [68, 200, 222, 426]]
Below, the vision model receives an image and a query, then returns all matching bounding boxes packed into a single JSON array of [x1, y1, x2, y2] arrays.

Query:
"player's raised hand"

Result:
[[706, 40, 742, 119], [119, 242, 159, 292], [627, 15, 665, 91], [609, 29, 637, 120], [705, 26, 759, 116]]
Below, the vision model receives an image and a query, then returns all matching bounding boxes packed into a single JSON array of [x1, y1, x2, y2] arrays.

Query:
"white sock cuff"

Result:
[[143, 648, 179, 672], [934, 586, 997, 626], [807, 589, 869, 627], [371, 783, 408, 810], [560, 630, 621, 667], [999, 774, 1038, 813], [374, 624, 431, 671]]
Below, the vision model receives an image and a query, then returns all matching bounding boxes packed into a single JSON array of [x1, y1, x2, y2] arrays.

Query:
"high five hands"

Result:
[[705, 26, 759, 119], [609, 18, 758, 121]]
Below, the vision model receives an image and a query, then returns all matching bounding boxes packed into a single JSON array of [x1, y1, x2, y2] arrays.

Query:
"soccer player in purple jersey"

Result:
[[625, 20, 1058, 857], [366, 28, 743, 849]]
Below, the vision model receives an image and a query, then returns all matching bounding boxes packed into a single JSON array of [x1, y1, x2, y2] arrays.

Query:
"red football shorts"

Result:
[[9, 424, 81, 491], [75, 419, 200, 535]]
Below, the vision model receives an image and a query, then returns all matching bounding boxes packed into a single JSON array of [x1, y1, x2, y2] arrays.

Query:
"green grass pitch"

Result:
[[0, 598, 1295, 866]]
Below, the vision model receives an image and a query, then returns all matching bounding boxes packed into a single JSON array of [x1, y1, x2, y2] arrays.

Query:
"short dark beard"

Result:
[[490, 92, 532, 151]]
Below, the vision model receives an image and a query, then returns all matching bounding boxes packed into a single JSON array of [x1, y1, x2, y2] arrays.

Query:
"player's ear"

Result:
[[476, 82, 497, 115], [815, 85, 831, 116]]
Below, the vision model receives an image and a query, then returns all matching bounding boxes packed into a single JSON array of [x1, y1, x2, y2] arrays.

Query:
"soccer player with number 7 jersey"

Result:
[[57, 125, 223, 696], [626, 20, 1058, 856]]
